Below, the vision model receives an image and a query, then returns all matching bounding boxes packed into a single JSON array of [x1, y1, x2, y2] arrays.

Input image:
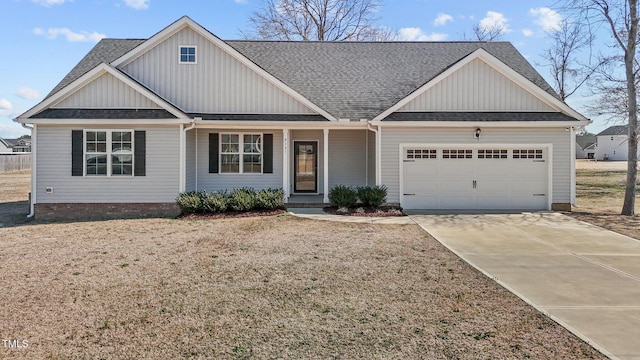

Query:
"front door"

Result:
[[294, 141, 318, 193]]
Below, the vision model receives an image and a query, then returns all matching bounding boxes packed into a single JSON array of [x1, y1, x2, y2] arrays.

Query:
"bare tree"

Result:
[[470, 23, 506, 41], [540, 19, 595, 101], [245, 0, 390, 41], [563, 0, 639, 215]]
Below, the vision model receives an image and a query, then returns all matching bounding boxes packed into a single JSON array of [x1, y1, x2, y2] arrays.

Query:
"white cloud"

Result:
[[15, 87, 41, 100], [479, 11, 511, 34], [234, 0, 248, 3], [123, 0, 149, 10], [529, 7, 562, 32], [0, 99, 14, 117], [33, 27, 106, 43], [31, 0, 70, 7], [398, 27, 448, 41], [522, 28, 534, 37], [0, 121, 30, 139], [433, 13, 453, 27]]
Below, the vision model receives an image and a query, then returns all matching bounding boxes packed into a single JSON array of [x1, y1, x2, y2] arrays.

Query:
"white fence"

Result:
[[0, 153, 31, 173]]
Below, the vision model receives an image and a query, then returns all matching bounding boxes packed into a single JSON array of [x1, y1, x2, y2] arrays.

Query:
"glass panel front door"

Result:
[[294, 141, 317, 193]]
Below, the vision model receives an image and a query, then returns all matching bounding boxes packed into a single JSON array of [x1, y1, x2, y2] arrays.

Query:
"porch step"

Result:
[[285, 203, 327, 209]]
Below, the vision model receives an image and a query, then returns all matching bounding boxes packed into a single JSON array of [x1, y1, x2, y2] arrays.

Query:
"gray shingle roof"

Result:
[[385, 112, 575, 122], [46, 36, 563, 121], [47, 39, 145, 97], [576, 135, 596, 149], [227, 41, 561, 120], [597, 125, 628, 136], [32, 108, 176, 119]]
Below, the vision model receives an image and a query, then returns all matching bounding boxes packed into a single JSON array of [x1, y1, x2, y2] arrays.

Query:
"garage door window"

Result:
[[443, 149, 472, 159], [513, 149, 543, 159], [478, 149, 508, 159], [407, 149, 436, 159]]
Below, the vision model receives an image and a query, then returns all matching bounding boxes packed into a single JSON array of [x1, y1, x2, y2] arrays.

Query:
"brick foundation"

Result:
[[35, 203, 181, 222], [551, 203, 572, 212]]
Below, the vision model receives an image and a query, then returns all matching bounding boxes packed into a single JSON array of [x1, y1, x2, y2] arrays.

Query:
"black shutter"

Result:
[[209, 133, 219, 173], [263, 134, 273, 174], [134, 131, 146, 176], [71, 130, 83, 176]]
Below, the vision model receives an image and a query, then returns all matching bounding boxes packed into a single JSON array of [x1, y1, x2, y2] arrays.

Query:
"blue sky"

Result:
[[0, 0, 606, 138]]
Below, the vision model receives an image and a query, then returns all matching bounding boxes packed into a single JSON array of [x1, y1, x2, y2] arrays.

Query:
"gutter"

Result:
[[20, 123, 35, 218], [179, 118, 197, 193]]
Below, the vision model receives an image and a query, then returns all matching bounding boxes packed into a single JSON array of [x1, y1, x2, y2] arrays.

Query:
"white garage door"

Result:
[[402, 147, 549, 210]]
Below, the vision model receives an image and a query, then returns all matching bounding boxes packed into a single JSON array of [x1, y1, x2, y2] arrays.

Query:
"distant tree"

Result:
[[245, 0, 391, 41], [562, 0, 639, 215], [18, 134, 30, 140], [470, 23, 506, 41], [540, 19, 595, 101]]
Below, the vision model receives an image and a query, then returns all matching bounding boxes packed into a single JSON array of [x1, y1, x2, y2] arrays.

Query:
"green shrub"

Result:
[[228, 188, 257, 212], [202, 191, 228, 213], [256, 188, 285, 210], [357, 185, 388, 207], [328, 185, 358, 208], [176, 191, 204, 214]]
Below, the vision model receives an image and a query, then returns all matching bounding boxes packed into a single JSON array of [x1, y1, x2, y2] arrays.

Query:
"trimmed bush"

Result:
[[228, 188, 258, 212], [202, 191, 228, 213], [176, 191, 204, 214], [328, 185, 358, 208], [357, 185, 388, 207], [256, 188, 285, 210]]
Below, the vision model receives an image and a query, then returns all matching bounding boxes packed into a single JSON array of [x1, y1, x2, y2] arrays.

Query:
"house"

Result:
[[0, 138, 12, 153], [595, 125, 636, 161], [576, 135, 596, 159], [15, 16, 589, 220]]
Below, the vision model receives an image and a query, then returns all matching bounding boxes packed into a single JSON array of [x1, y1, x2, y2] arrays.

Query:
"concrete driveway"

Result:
[[409, 212, 640, 360]]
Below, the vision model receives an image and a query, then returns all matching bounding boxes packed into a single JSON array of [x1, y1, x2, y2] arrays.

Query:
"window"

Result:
[[443, 149, 472, 159], [84, 130, 133, 176], [406, 149, 436, 159], [478, 149, 508, 159], [220, 133, 262, 173], [513, 149, 543, 159], [179, 46, 196, 64]]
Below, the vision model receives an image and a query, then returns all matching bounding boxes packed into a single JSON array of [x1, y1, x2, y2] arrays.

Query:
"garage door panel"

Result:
[[402, 146, 549, 211]]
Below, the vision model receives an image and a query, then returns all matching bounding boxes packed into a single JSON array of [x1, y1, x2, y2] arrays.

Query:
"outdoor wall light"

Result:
[[475, 128, 481, 139]]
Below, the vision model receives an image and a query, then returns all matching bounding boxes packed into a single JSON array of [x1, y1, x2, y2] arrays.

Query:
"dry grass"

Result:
[[0, 172, 604, 359], [571, 160, 640, 240]]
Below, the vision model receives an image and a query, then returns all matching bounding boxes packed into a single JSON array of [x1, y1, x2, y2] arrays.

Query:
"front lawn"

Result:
[[0, 214, 602, 359]]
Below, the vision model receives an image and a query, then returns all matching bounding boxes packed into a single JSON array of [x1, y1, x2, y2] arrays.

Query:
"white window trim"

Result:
[[219, 132, 264, 175], [83, 129, 135, 177], [178, 45, 197, 64]]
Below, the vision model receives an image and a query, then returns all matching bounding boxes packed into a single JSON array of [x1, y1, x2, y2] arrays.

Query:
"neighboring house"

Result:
[[4, 138, 31, 153], [595, 125, 635, 161], [0, 138, 12, 153], [576, 135, 596, 159], [15, 16, 589, 220]]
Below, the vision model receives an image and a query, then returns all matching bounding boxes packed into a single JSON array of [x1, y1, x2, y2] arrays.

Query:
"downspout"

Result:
[[180, 119, 196, 193], [367, 123, 381, 186], [21, 123, 35, 218], [570, 126, 579, 208]]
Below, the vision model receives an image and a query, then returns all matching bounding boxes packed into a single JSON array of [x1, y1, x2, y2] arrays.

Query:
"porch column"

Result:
[[323, 128, 329, 203], [282, 128, 290, 202], [376, 126, 382, 186]]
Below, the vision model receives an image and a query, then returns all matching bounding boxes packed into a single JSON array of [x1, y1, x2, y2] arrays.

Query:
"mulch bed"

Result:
[[178, 209, 287, 220], [323, 205, 405, 217]]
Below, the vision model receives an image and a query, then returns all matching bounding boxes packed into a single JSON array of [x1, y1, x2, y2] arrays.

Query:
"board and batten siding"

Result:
[[196, 129, 283, 192], [185, 129, 197, 191], [121, 27, 316, 115], [53, 73, 161, 109], [399, 58, 555, 112], [380, 127, 572, 204], [36, 125, 180, 203]]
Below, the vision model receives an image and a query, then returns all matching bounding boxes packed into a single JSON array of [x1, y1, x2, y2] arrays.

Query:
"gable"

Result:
[[119, 26, 318, 115], [52, 72, 161, 109], [399, 58, 556, 113]]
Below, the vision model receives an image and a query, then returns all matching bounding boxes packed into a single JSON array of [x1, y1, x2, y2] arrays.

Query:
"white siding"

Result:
[[367, 130, 376, 186], [53, 73, 161, 109], [36, 125, 180, 203], [121, 27, 316, 115], [185, 129, 197, 191], [328, 130, 367, 188], [399, 58, 555, 112], [381, 127, 572, 204], [595, 135, 634, 161], [196, 129, 284, 192]]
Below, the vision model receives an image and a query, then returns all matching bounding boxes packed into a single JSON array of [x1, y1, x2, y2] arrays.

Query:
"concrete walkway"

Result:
[[409, 212, 640, 360], [287, 207, 415, 225]]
